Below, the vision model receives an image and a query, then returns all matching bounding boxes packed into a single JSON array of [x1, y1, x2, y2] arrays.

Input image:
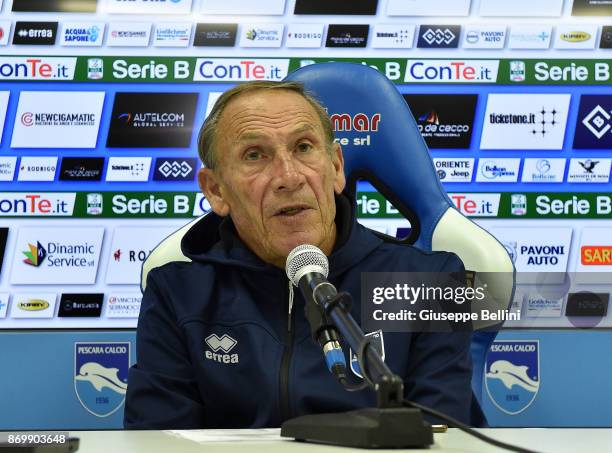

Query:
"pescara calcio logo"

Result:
[[74, 342, 130, 417], [485, 340, 540, 415]]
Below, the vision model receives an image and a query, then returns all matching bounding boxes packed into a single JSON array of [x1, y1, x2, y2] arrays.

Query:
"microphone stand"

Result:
[[280, 291, 434, 448]]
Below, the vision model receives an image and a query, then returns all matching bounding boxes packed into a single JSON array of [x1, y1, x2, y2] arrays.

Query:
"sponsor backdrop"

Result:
[[0, 0, 611, 430]]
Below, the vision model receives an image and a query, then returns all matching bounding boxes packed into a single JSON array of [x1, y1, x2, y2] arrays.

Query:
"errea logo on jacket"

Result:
[[204, 334, 239, 364]]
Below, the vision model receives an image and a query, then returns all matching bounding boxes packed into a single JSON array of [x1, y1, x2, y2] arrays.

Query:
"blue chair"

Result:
[[142, 62, 515, 413], [285, 63, 515, 409]]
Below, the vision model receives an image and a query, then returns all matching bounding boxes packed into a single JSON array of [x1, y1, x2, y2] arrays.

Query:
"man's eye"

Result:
[[297, 142, 312, 153], [244, 150, 262, 160]]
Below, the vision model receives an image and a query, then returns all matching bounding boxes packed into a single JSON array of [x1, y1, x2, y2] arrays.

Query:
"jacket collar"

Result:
[[181, 192, 383, 278]]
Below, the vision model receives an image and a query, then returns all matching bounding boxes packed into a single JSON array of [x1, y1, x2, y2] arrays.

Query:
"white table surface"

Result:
[[66, 428, 612, 453]]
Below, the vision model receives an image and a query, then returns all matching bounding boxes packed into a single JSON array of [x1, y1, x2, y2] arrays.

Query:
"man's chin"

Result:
[[275, 235, 323, 260]]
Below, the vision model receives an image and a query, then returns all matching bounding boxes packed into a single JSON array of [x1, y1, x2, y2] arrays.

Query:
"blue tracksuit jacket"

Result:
[[124, 195, 484, 428]]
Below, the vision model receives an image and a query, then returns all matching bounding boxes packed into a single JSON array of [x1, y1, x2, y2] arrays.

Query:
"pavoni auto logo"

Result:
[[22, 241, 46, 267], [486, 340, 540, 415], [490, 227, 572, 277], [74, 342, 130, 417], [193, 58, 289, 82]]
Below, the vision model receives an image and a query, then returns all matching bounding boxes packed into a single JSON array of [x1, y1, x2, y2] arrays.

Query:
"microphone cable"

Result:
[[345, 339, 544, 453]]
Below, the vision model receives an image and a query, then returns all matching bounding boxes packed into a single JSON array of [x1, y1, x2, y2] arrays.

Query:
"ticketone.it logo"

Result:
[[23, 241, 46, 266]]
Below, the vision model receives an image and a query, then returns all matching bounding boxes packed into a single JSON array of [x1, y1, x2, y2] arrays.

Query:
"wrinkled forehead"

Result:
[[218, 89, 325, 142]]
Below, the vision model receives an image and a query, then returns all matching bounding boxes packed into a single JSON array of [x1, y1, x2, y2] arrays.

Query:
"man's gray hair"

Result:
[[197, 80, 334, 169]]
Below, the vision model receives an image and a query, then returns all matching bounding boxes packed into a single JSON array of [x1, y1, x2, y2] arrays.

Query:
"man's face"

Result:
[[199, 89, 345, 268]]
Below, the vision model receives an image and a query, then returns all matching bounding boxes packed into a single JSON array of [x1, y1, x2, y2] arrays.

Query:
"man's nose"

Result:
[[271, 152, 304, 192]]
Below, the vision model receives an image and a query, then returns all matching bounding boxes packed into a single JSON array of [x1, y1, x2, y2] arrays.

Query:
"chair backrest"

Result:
[[141, 62, 515, 406], [286, 63, 514, 405]]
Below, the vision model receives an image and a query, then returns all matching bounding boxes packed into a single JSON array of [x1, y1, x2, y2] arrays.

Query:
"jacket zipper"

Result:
[[279, 281, 295, 422]]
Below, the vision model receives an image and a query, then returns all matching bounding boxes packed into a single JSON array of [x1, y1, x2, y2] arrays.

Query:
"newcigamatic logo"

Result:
[[574, 95, 612, 149], [417, 25, 460, 49], [11, 92, 105, 148], [106, 22, 151, 47]]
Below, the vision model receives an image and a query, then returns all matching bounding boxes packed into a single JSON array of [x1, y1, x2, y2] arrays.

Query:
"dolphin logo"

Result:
[[75, 362, 128, 395], [485, 340, 540, 415], [486, 360, 539, 392]]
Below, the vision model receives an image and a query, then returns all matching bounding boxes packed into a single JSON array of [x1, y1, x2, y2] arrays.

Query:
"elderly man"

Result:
[[124, 81, 484, 429]]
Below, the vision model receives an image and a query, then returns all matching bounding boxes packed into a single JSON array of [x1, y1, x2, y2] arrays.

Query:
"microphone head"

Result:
[[285, 244, 329, 286]]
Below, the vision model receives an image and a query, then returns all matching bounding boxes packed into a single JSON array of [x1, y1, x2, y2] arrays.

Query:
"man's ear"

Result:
[[331, 142, 346, 194], [198, 167, 230, 217]]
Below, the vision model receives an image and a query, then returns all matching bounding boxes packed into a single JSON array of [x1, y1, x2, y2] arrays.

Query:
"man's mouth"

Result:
[[275, 205, 310, 216]]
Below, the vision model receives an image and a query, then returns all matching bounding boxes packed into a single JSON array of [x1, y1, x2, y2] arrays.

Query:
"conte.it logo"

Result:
[[23, 241, 47, 267], [118, 113, 132, 125]]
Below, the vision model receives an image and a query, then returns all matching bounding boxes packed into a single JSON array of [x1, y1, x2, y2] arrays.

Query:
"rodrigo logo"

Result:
[[486, 340, 540, 415], [23, 241, 46, 267]]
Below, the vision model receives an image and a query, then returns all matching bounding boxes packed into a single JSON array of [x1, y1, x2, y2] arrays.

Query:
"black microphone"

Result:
[[285, 245, 347, 374]]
